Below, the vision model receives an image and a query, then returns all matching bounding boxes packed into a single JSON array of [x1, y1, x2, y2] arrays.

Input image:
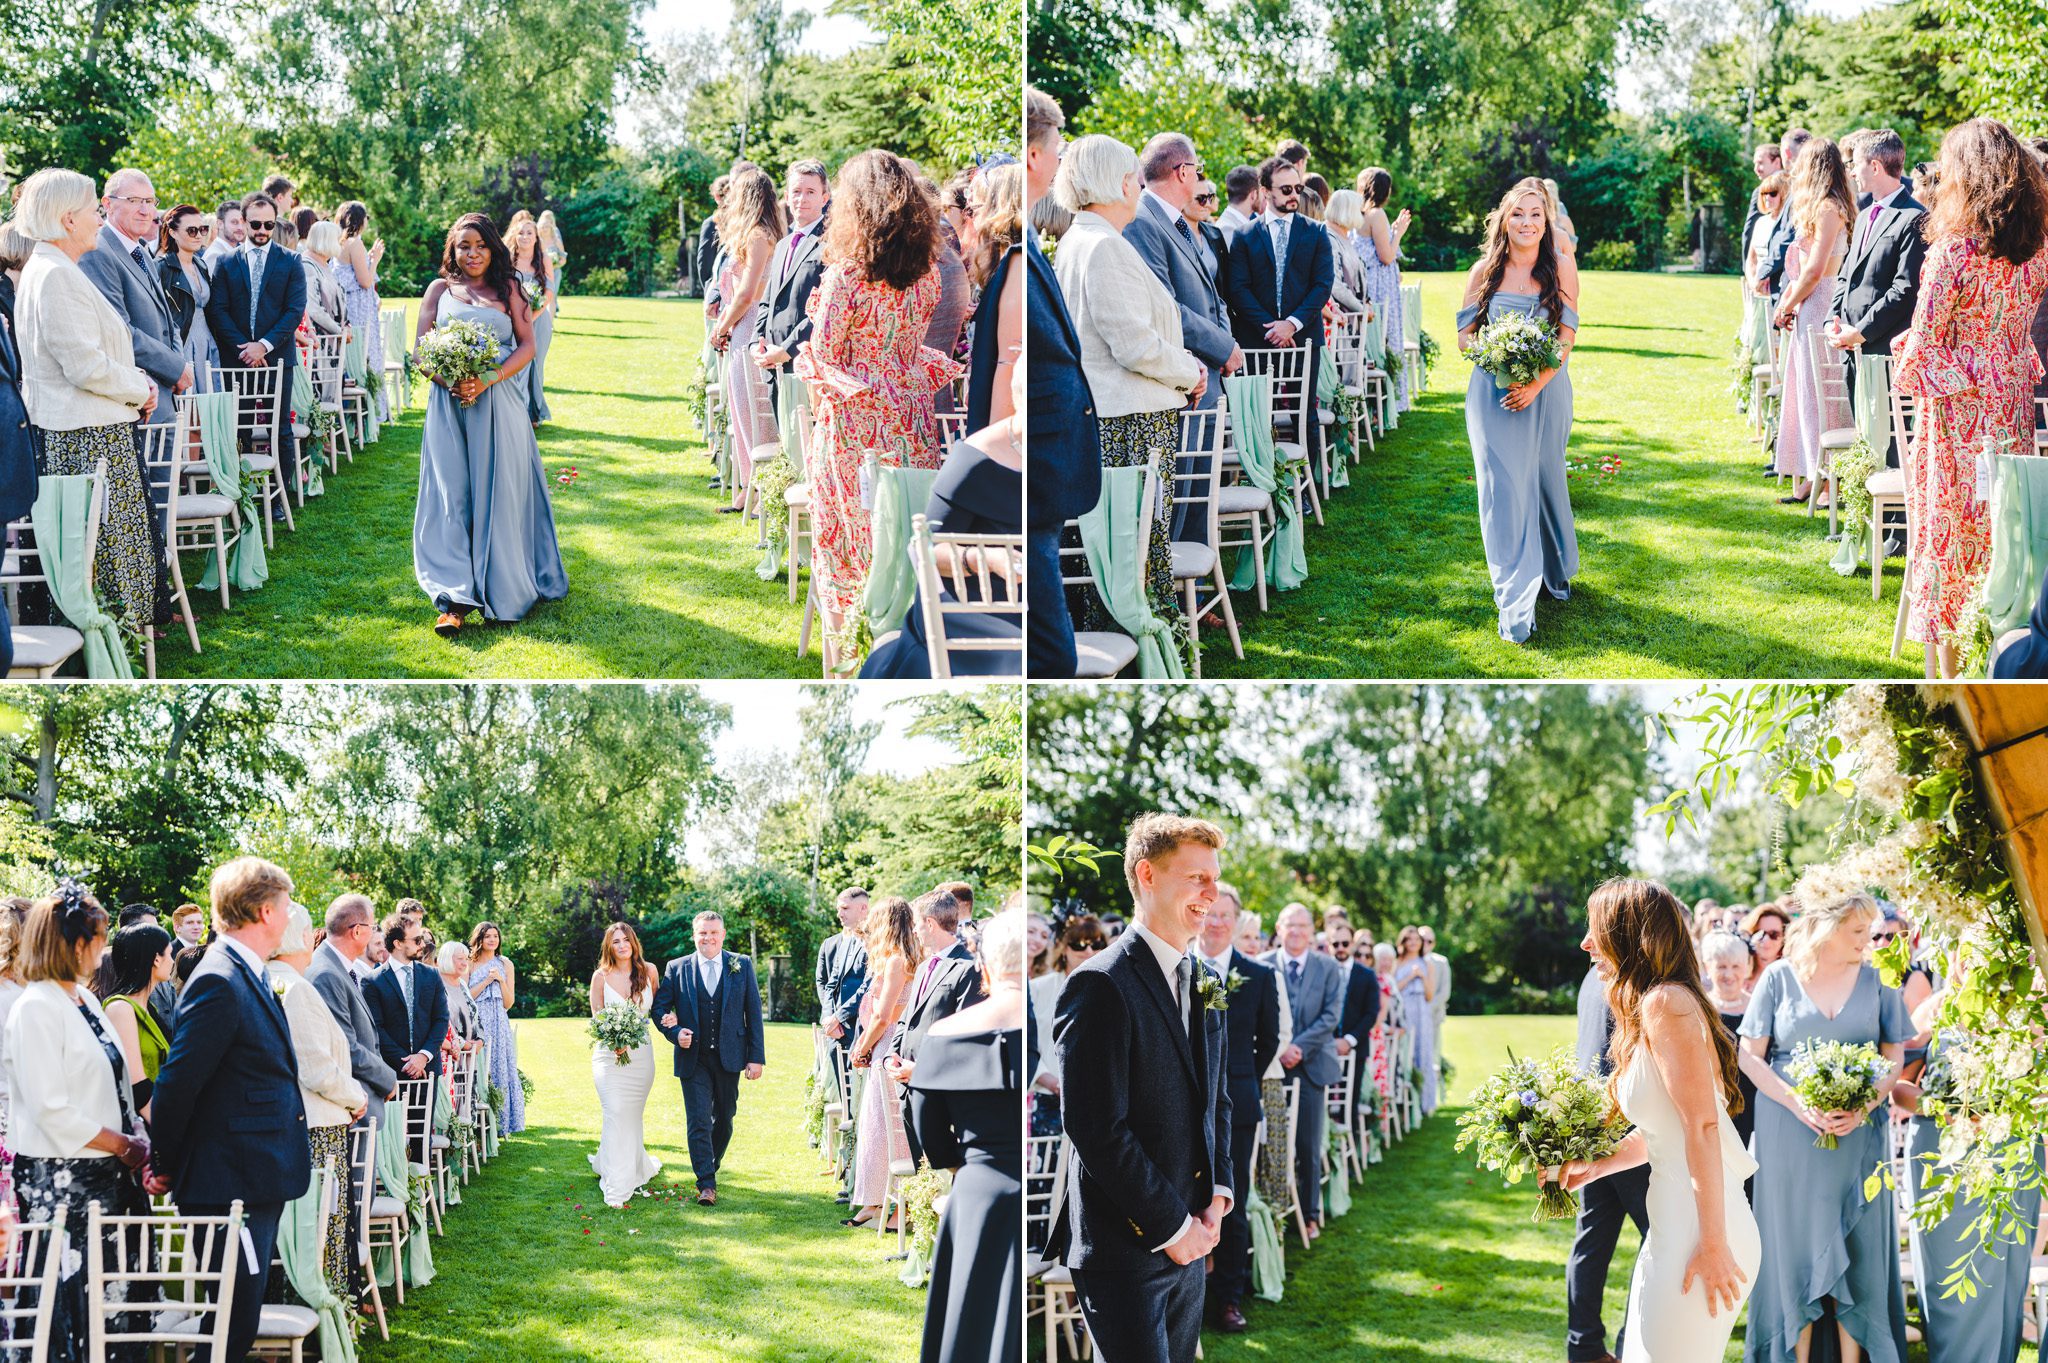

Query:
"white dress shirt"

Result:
[[1125, 918, 1233, 1253], [3, 981, 128, 1157], [696, 950, 724, 996], [1217, 203, 1254, 248]]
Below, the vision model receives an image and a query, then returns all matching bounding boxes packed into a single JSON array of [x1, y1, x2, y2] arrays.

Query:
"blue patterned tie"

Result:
[[1272, 218, 1289, 308], [247, 245, 264, 335]]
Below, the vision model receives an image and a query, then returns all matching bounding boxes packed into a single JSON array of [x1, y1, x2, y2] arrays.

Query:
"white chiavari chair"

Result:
[[252, 1160, 336, 1363], [911, 515, 1024, 678], [1025, 1135, 1089, 1361], [1805, 327, 1858, 534], [85, 1199, 242, 1363], [2, 458, 107, 679], [1056, 449, 1165, 679], [1169, 408, 1240, 674], [395, 1077, 445, 1236], [353, 1114, 403, 1329], [1327, 1047, 1362, 1182], [1888, 381, 1922, 659], [1214, 389, 1278, 614], [1240, 346, 1322, 526], [0, 1204, 66, 1363]]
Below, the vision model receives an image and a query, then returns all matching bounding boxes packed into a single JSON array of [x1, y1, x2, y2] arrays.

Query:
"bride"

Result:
[[1554, 879, 1760, 1362], [589, 922, 662, 1208]]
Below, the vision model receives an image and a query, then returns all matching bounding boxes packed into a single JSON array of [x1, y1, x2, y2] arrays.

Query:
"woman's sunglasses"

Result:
[[1069, 938, 1107, 952], [1870, 929, 1900, 945], [1194, 193, 1218, 205], [1754, 927, 1783, 941]]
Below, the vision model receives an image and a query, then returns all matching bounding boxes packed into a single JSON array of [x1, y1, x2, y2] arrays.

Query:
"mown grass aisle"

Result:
[[369, 1020, 923, 1362], [162, 298, 818, 678], [1204, 272, 1920, 678]]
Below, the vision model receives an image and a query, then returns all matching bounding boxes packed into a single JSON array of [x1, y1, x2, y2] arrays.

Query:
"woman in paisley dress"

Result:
[[1893, 117, 2048, 678], [792, 150, 962, 667], [467, 921, 526, 1136], [709, 168, 785, 514], [332, 201, 389, 421], [1770, 140, 1853, 503]]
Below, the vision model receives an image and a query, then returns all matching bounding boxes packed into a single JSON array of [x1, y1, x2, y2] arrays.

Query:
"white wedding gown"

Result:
[[1617, 1030, 1762, 1363], [589, 981, 661, 1207]]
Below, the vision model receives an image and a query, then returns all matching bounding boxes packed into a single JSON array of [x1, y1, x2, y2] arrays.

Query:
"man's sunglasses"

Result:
[[1272, 184, 1301, 197], [246, 219, 277, 230], [1069, 938, 1107, 952]]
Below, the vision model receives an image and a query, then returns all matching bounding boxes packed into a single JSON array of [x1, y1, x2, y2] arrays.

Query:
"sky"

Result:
[[650, 0, 874, 55], [695, 680, 967, 778]]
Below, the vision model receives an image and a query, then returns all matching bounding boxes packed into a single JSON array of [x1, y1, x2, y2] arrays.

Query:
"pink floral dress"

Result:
[[792, 262, 965, 629], [1894, 236, 2048, 643]]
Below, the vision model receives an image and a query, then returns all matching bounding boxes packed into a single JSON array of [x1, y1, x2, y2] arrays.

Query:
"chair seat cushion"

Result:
[[368, 1195, 406, 1219], [257, 1304, 320, 1339], [1218, 485, 1273, 515], [430, 1134, 451, 1150], [1170, 541, 1216, 578], [1819, 427, 1858, 449], [1317, 407, 1334, 425], [179, 494, 237, 520], [1274, 441, 1305, 462], [1866, 468, 1906, 497], [244, 452, 279, 472], [785, 484, 811, 507], [9, 625, 81, 672], [1073, 631, 1138, 678]]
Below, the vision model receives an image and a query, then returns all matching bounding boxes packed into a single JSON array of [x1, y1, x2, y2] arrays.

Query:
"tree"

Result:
[[853, 0, 1025, 162], [115, 89, 275, 210], [1935, 0, 2048, 135]]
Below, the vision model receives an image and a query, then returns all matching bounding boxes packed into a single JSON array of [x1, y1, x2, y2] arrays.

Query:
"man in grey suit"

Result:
[[306, 893, 398, 1297], [1421, 926, 1452, 1036], [1827, 128, 1927, 471], [1126, 132, 1243, 544], [751, 158, 831, 425], [77, 168, 187, 428], [1263, 902, 1342, 1233]]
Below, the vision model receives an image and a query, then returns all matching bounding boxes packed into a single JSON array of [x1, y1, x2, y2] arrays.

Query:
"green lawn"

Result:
[[1203, 271, 1919, 678], [159, 298, 818, 678], [369, 1020, 924, 1362]]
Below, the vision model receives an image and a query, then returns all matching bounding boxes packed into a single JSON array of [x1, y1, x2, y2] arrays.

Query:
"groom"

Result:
[[1049, 813, 1233, 1363], [653, 911, 766, 1205]]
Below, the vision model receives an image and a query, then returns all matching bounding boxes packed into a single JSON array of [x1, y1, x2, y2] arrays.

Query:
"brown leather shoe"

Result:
[[434, 612, 464, 637], [696, 1188, 716, 1206], [1218, 1304, 1247, 1333]]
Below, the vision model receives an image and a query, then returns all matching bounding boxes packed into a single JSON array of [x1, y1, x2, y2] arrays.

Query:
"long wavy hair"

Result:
[[1925, 117, 2048, 266], [1790, 138, 1854, 247], [1471, 177, 1565, 329], [438, 212, 521, 311], [1586, 878, 1744, 1120], [824, 150, 940, 292], [965, 164, 1022, 289], [863, 895, 923, 972], [505, 209, 550, 288], [713, 167, 785, 272], [598, 921, 654, 994]]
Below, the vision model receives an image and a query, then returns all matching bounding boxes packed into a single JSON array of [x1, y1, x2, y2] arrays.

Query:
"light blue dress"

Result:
[[1360, 242, 1409, 415], [468, 960, 525, 1135], [412, 291, 567, 621], [1907, 1040, 2041, 1363], [1395, 960, 1436, 1114], [517, 267, 552, 424], [330, 254, 387, 420], [1457, 290, 1580, 643], [1739, 961, 1910, 1363]]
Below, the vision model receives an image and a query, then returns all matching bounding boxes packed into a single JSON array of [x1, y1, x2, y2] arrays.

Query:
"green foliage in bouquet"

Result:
[[485, 1080, 505, 1116], [802, 1071, 825, 1148], [587, 1000, 649, 1063], [1785, 1039, 1888, 1149], [1836, 439, 1880, 536], [1418, 330, 1440, 379], [1455, 1046, 1632, 1221], [899, 1165, 952, 1264], [1464, 314, 1564, 389], [1729, 337, 1755, 414]]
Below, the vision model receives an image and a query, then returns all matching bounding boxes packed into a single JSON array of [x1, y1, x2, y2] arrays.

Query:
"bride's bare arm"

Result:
[[1646, 986, 1749, 1316]]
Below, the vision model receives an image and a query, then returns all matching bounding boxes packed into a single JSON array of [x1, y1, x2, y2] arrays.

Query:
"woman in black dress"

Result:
[[907, 906, 1024, 1363]]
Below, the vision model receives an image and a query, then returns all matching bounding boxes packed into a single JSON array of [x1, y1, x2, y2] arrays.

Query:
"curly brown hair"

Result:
[[822, 150, 939, 292], [965, 165, 1022, 289], [1924, 117, 2048, 266]]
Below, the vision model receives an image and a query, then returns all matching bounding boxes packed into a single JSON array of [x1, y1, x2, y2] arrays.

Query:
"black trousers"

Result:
[[184, 1197, 283, 1363], [1208, 1118, 1261, 1309], [680, 1058, 742, 1189], [1026, 532, 1076, 678], [1565, 1164, 1650, 1361], [1073, 1256, 1204, 1363]]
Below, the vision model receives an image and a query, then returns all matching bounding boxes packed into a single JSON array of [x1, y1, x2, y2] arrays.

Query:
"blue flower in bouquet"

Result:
[[1464, 314, 1564, 391], [1456, 1047, 1631, 1221]]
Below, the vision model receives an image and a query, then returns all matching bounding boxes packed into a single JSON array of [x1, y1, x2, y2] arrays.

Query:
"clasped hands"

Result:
[[1500, 373, 1550, 412], [1162, 1195, 1232, 1265], [1262, 318, 1300, 347]]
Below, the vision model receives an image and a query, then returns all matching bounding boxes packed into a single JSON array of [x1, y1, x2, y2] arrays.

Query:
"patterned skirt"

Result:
[[42, 424, 169, 631], [1062, 409, 1182, 661], [13, 1154, 151, 1363], [1255, 1077, 1292, 1210], [310, 1124, 352, 1304]]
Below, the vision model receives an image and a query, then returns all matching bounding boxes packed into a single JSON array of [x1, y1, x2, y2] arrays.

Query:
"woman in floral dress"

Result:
[[466, 922, 525, 1135], [1357, 168, 1412, 416], [793, 150, 962, 666], [1894, 117, 2048, 678], [333, 201, 389, 421]]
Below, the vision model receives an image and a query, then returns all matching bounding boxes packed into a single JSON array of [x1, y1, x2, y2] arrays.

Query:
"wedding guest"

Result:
[[92, 921, 173, 1117], [1756, 126, 1813, 301], [205, 192, 308, 499], [1053, 133, 1204, 651], [291, 206, 319, 242], [147, 857, 315, 1363], [13, 168, 164, 637], [1028, 911, 1104, 1122], [649, 911, 767, 1206], [1701, 930, 1758, 1166], [537, 210, 568, 278], [709, 168, 786, 511], [3, 886, 151, 1363], [156, 204, 220, 396], [506, 210, 557, 426], [814, 887, 870, 1053], [1188, 179, 1226, 280], [437, 940, 479, 1044], [1194, 886, 1279, 1335], [963, 163, 1023, 429], [412, 212, 566, 636], [332, 202, 388, 418], [1331, 920, 1380, 1102], [1743, 174, 1787, 378], [1896, 117, 2048, 679], [922, 174, 975, 380], [1826, 128, 1928, 470], [1357, 168, 1414, 413], [1543, 177, 1579, 257], [1224, 155, 1334, 468], [791, 149, 962, 666], [307, 893, 396, 1295], [1324, 189, 1371, 324], [1738, 893, 1909, 1363], [1022, 86, 1101, 679], [1566, 953, 1649, 1363], [749, 158, 830, 423], [1025, 913, 1053, 977], [1391, 925, 1438, 1114], [269, 900, 367, 1306], [202, 199, 244, 271], [263, 175, 298, 220], [301, 219, 350, 338], [1237, 909, 1266, 960], [887, 889, 986, 1110], [846, 895, 919, 1229], [1275, 139, 1309, 174], [1421, 925, 1451, 1036], [1217, 166, 1262, 248], [1770, 139, 1851, 503], [1743, 903, 1788, 983], [939, 169, 975, 243], [467, 920, 524, 1133], [0, 227, 35, 672], [1267, 902, 1342, 1236], [365, 909, 451, 1097], [909, 906, 1025, 1363], [1048, 815, 1233, 1363], [77, 169, 186, 433], [1365, 939, 1396, 1115], [696, 175, 730, 298], [0, 900, 27, 1210]]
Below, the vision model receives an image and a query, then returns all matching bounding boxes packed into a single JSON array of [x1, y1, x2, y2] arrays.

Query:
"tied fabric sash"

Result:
[[1221, 373, 1307, 593], [1076, 461, 1186, 679], [29, 473, 135, 678], [191, 389, 270, 592]]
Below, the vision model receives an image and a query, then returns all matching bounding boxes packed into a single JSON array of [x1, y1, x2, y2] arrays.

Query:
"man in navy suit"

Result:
[[1024, 86, 1102, 679], [204, 190, 304, 489], [652, 911, 766, 1204], [1223, 156, 1334, 470], [363, 911, 451, 1081], [814, 887, 870, 1050], [1193, 884, 1279, 1334], [750, 158, 830, 419], [146, 857, 315, 1363], [1050, 814, 1234, 1363]]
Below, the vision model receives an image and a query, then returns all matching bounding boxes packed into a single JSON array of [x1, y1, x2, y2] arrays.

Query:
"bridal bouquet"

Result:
[[1784, 1039, 1888, 1149], [588, 1001, 648, 1063], [411, 318, 500, 405], [1464, 314, 1564, 390], [1455, 1047, 1631, 1221]]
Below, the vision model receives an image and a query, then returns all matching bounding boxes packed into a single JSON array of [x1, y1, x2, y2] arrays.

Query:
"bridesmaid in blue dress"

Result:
[[1456, 178, 1580, 644], [412, 212, 567, 638], [506, 212, 555, 426], [1738, 895, 1909, 1363], [466, 922, 526, 1136]]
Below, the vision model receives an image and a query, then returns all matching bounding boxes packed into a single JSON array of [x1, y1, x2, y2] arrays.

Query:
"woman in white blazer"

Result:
[[268, 901, 366, 1303], [1051, 134, 1205, 652], [301, 220, 350, 340], [13, 169, 166, 638]]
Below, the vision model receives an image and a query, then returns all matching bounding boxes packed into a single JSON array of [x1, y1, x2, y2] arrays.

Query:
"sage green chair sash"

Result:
[[1077, 461, 1186, 679], [862, 462, 941, 644], [1244, 1185, 1286, 1302], [278, 1164, 357, 1363], [1316, 349, 1353, 488], [343, 332, 380, 442], [1852, 356, 1892, 451], [1222, 373, 1307, 593], [191, 391, 269, 593], [29, 472, 133, 678], [373, 1107, 436, 1289], [289, 365, 326, 497], [1984, 452, 2048, 640]]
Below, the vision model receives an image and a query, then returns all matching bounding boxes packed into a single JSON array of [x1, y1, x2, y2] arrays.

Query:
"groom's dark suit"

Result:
[[1203, 947, 1278, 1317], [1050, 926, 1233, 1363], [150, 939, 314, 1363], [653, 950, 766, 1191]]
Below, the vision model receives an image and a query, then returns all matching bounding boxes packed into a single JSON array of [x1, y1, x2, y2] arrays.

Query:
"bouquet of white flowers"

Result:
[[1455, 1047, 1632, 1220], [411, 318, 501, 405], [1464, 313, 1564, 390], [1784, 1039, 1888, 1149], [588, 1001, 648, 1064]]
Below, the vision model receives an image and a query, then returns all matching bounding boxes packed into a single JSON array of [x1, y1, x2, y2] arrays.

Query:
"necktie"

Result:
[[781, 228, 803, 285], [396, 964, 416, 1048], [1287, 957, 1302, 993], [1174, 955, 1193, 1035], [130, 244, 152, 279], [1867, 203, 1882, 228], [1271, 218, 1289, 305], [1174, 216, 1194, 248], [248, 246, 267, 334]]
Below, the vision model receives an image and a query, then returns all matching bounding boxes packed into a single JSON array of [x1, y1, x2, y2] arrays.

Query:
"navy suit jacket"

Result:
[[363, 961, 451, 1079], [814, 931, 869, 1033], [1223, 215, 1334, 352], [1216, 949, 1280, 1122], [1025, 226, 1102, 535], [966, 244, 1017, 431], [1339, 959, 1381, 1053], [148, 941, 313, 1208], [1994, 565, 2048, 677], [1756, 211, 1799, 297], [651, 953, 766, 1078], [1829, 191, 1927, 355], [205, 245, 306, 373], [0, 312, 38, 524]]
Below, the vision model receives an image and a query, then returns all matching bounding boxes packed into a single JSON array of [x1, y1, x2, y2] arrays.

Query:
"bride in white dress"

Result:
[[1556, 879, 1761, 1363], [589, 923, 662, 1208]]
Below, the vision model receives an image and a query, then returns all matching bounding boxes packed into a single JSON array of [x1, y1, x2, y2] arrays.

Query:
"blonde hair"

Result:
[[304, 220, 342, 257], [15, 169, 96, 243], [977, 907, 1027, 982], [1122, 812, 1226, 898], [210, 856, 294, 930], [1783, 894, 1879, 975], [1054, 135, 1139, 214]]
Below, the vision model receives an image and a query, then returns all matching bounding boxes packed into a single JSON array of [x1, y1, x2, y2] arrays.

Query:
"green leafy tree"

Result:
[[115, 90, 274, 211]]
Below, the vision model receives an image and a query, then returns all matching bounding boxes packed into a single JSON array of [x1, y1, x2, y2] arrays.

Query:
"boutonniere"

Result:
[[1193, 970, 1232, 1012], [271, 978, 289, 1000], [728, 957, 741, 976]]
